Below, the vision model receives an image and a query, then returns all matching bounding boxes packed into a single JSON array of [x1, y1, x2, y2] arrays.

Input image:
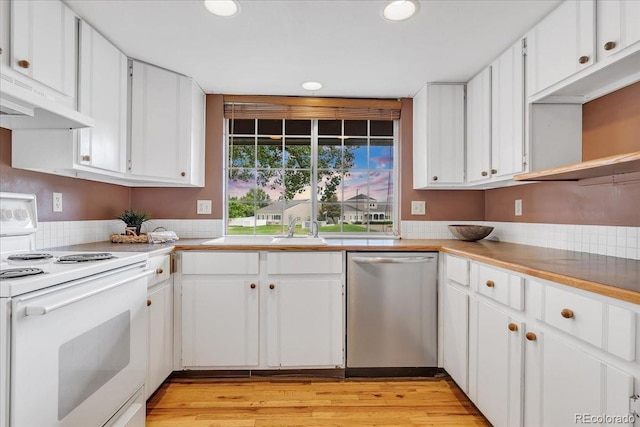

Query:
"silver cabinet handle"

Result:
[[24, 269, 154, 316], [352, 256, 435, 264]]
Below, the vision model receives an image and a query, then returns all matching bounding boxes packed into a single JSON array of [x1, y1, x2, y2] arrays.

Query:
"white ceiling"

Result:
[[66, 0, 562, 99]]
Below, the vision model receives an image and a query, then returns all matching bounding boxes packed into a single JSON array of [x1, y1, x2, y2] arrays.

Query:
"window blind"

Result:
[[223, 95, 401, 120]]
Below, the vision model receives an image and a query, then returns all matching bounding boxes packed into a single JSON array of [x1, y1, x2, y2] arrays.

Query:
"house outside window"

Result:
[[224, 98, 399, 236]]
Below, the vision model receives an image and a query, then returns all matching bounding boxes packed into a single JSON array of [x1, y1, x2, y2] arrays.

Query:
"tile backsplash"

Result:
[[36, 218, 639, 261], [401, 220, 640, 260], [35, 219, 223, 249]]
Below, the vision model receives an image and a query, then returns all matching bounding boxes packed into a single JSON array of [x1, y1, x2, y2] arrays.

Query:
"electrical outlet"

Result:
[[515, 199, 522, 216], [411, 200, 426, 215], [197, 200, 212, 215], [53, 193, 63, 212]]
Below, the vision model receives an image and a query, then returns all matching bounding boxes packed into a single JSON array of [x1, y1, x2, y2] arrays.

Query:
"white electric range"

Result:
[[0, 192, 150, 427]]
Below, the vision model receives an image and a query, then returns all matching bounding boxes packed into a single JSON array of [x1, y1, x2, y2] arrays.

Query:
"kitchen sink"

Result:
[[201, 235, 275, 245], [201, 235, 327, 245], [270, 236, 328, 245]]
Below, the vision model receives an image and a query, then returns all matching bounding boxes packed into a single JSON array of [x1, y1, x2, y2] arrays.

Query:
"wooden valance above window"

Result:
[[223, 95, 401, 121]]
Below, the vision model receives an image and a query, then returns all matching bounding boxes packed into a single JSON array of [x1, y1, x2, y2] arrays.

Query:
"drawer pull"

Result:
[[485, 280, 495, 288], [156, 268, 163, 274], [432, 176, 438, 181], [269, 284, 275, 290], [18, 59, 30, 69], [604, 41, 616, 51], [250, 283, 256, 289], [508, 323, 518, 332], [561, 308, 574, 319], [146, 299, 152, 307], [481, 171, 488, 177], [578, 55, 589, 64], [526, 332, 537, 341]]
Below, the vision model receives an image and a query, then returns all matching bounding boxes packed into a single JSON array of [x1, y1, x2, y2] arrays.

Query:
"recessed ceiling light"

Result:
[[204, 0, 240, 17], [302, 81, 323, 91], [382, 0, 419, 22]]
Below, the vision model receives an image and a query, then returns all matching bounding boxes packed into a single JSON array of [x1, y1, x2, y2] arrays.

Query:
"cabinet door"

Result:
[[146, 278, 173, 399], [11, 0, 76, 97], [181, 278, 259, 367], [468, 298, 523, 427], [466, 67, 491, 183], [491, 41, 524, 179], [443, 283, 469, 392], [526, 0, 595, 97], [413, 84, 465, 187], [77, 22, 127, 174], [266, 279, 343, 368], [524, 332, 634, 427], [597, 0, 640, 60], [130, 61, 193, 182]]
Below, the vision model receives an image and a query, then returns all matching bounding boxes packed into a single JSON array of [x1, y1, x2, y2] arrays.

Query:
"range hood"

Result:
[[0, 73, 94, 129]]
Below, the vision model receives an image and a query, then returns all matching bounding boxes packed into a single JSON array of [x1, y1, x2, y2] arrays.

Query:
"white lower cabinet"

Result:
[[442, 255, 639, 427], [468, 298, 523, 427], [146, 254, 174, 399], [266, 278, 343, 368], [180, 251, 344, 370], [524, 330, 634, 427]]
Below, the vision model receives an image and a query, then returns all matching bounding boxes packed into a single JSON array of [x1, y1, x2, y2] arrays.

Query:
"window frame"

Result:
[[223, 118, 399, 237]]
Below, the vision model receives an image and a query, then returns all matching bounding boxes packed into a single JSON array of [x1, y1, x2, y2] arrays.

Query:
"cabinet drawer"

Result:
[[474, 263, 524, 310], [544, 286, 603, 348], [182, 252, 259, 275], [607, 304, 636, 361], [147, 255, 170, 287], [445, 255, 469, 286], [267, 252, 342, 275]]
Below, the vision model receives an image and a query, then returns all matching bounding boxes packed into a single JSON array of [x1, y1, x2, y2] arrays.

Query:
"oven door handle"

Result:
[[24, 269, 154, 316]]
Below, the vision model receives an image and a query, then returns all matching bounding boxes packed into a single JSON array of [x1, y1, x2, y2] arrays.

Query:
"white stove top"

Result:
[[0, 250, 149, 297]]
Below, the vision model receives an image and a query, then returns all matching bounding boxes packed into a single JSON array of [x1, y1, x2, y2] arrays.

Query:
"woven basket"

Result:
[[110, 233, 148, 243]]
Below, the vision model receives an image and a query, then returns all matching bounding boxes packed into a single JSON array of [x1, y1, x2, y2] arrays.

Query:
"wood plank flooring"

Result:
[[146, 377, 490, 426]]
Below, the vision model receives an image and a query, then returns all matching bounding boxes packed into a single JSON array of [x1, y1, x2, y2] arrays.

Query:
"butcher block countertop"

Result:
[[57, 238, 640, 305]]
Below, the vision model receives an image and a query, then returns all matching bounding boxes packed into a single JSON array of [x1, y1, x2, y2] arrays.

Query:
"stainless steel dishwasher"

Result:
[[346, 252, 438, 376]]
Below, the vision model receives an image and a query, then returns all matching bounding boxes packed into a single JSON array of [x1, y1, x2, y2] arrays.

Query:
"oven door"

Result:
[[11, 264, 152, 427]]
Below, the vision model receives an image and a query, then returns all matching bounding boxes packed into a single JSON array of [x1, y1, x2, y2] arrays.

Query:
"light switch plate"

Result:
[[197, 200, 212, 215], [515, 199, 522, 216], [411, 200, 426, 215]]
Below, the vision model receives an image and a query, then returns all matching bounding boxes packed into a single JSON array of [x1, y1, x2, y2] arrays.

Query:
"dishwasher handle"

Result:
[[351, 256, 435, 264]]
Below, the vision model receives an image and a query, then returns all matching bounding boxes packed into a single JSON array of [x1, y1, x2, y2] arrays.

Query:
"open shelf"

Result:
[[514, 151, 640, 181]]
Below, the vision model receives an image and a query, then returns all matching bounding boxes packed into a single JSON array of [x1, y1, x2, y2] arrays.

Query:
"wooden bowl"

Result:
[[448, 225, 494, 241]]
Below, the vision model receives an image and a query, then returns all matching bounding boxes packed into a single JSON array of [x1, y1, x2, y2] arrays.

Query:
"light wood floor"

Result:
[[146, 377, 491, 426]]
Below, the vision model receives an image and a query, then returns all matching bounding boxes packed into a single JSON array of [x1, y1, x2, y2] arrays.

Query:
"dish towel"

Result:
[[147, 231, 179, 243]]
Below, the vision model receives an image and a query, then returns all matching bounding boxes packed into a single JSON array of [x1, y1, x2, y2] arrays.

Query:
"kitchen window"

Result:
[[224, 98, 399, 236]]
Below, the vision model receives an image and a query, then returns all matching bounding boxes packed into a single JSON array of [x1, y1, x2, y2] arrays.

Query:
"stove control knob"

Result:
[[14, 209, 28, 220], [1, 209, 13, 220]]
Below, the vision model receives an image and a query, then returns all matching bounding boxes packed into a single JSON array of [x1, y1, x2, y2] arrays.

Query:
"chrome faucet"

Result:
[[287, 216, 300, 237], [310, 220, 320, 238]]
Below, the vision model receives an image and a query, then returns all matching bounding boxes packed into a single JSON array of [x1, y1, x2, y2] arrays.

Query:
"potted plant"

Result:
[[117, 209, 150, 236]]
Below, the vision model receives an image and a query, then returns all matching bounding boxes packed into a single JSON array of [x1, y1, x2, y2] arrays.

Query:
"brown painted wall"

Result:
[[582, 81, 640, 161], [399, 98, 486, 221], [130, 94, 224, 218], [0, 128, 130, 221], [485, 181, 640, 226]]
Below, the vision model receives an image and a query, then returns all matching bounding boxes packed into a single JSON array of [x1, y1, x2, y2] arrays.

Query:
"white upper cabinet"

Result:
[[465, 67, 491, 184], [77, 21, 128, 174], [412, 83, 465, 188], [11, 0, 77, 100], [597, 0, 640, 60], [491, 41, 525, 179], [129, 60, 205, 187], [526, 0, 596, 98]]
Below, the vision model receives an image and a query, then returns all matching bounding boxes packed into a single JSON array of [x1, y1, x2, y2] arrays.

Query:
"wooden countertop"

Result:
[[55, 238, 640, 305]]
